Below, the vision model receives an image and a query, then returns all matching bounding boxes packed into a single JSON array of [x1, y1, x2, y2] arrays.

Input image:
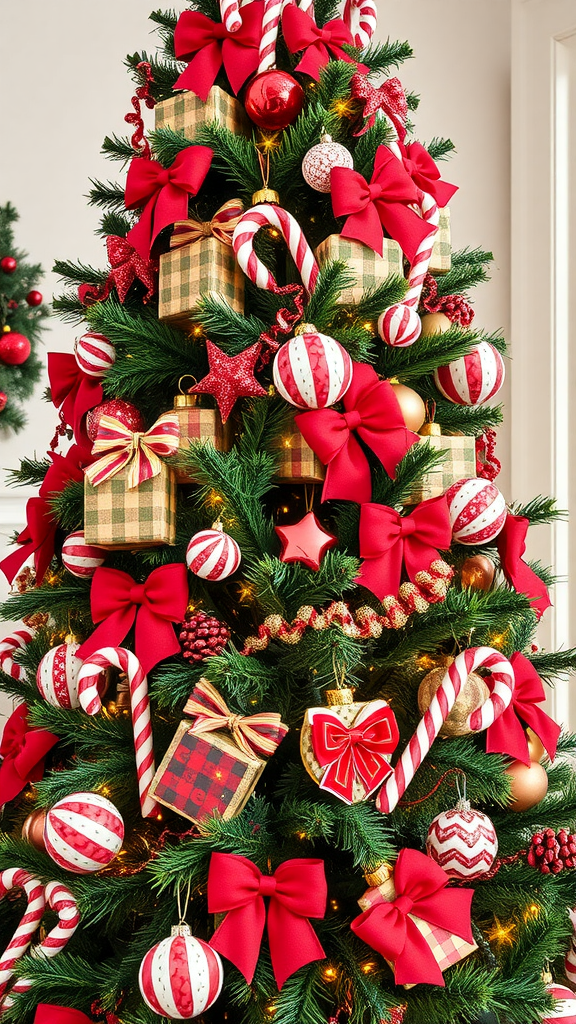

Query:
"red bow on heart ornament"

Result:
[[355, 497, 452, 601], [296, 362, 419, 504], [0, 704, 59, 805], [308, 700, 399, 803], [282, 5, 368, 81], [173, 4, 263, 100], [48, 353, 103, 446], [485, 651, 560, 765], [398, 141, 458, 208], [331, 145, 436, 262], [350, 73, 409, 138], [125, 146, 213, 258], [496, 513, 552, 620], [208, 852, 327, 988], [84, 412, 180, 490], [351, 848, 474, 986]]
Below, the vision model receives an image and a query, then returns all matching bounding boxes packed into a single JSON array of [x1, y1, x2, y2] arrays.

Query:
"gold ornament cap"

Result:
[[171, 924, 192, 937], [325, 687, 355, 706], [420, 422, 441, 437], [294, 322, 317, 336], [252, 187, 280, 205], [364, 862, 393, 886], [174, 393, 197, 408]]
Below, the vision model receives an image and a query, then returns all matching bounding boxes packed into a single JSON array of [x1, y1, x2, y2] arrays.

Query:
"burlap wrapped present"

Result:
[[274, 414, 325, 484], [429, 207, 451, 275], [315, 235, 404, 305], [155, 84, 250, 139], [84, 465, 177, 549], [404, 424, 476, 504], [173, 394, 232, 483]]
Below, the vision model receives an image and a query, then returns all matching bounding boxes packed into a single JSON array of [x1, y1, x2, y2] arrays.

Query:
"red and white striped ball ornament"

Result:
[[61, 530, 106, 579], [542, 984, 576, 1023], [36, 642, 84, 709], [139, 925, 224, 1019], [186, 523, 241, 582], [446, 478, 507, 546], [74, 332, 116, 378], [378, 304, 422, 348], [44, 791, 124, 874], [272, 326, 353, 409], [434, 342, 505, 406], [426, 798, 498, 880]]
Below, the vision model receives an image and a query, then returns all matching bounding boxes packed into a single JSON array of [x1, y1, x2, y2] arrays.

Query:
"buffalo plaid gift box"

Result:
[[315, 235, 403, 305], [429, 207, 451, 275], [274, 414, 325, 484], [404, 425, 476, 504], [155, 84, 250, 139], [84, 465, 177, 549], [159, 234, 244, 324], [173, 394, 232, 484]]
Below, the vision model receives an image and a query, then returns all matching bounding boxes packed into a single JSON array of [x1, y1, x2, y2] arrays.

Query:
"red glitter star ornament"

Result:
[[275, 511, 337, 571], [190, 340, 267, 422]]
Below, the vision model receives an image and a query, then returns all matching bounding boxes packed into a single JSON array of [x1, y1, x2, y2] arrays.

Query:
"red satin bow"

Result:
[[309, 701, 399, 803], [496, 513, 552, 620], [48, 352, 103, 446], [296, 362, 418, 504], [485, 651, 560, 765], [331, 145, 436, 262], [173, 4, 263, 100], [355, 497, 452, 601], [106, 234, 157, 303], [351, 73, 408, 138], [208, 853, 327, 988], [351, 848, 474, 986], [76, 564, 189, 676], [125, 146, 213, 258], [34, 1008, 94, 1024], [398, 142, 458, 208], [282, 5, 367, 81], [0, 704, 59, 805]]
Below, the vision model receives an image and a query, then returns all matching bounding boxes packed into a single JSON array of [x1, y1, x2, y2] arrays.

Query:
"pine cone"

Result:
[[527, 827, 576, 873], [179, 610, 230, 663]]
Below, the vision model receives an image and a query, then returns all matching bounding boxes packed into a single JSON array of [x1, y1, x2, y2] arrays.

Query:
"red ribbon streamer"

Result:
[[476, 428, 501, 482], [331, 145, 436, 262], [48, 353, 103, 446], [125, 60, 156, 160], [77, 564, 189, 676], [208, 852, 327, 988], [355, 496, 452, 601], [0, 704, 59, 805], [173, 5, 263, 100], [351, 848, 474, 986], [282, 6, 367, 81], [310, 701, 399, 802], [34, 1008, 94, 1024], [485, 651, 560, 765], [350, 73, 408, 138], [259, 283, 306, 362], [496, 513, 552, 620], [296, 362, 418, 504], [398, 141, 458, 208]]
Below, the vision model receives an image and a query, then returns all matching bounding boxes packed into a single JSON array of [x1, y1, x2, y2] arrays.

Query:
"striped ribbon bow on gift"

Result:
[[184, 678, 288, 759], [85, 412, 180, 490], [170, 199, 245, 250]]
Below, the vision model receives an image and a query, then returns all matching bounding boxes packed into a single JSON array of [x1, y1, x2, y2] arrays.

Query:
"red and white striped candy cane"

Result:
[[0, 625, 34, 682], [7, 882, 81, 1005], [343, 0, 377, 49], [220, 0, 242, 32], [376, 647, 516, 814], [77, 647, 158, 819], [0, 869, 46, 1004], [258, 0, 284, 73], [233, 204, 319, 297], [566, 909, 576, 985]]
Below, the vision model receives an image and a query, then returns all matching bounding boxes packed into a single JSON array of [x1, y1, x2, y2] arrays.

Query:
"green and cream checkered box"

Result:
[[429, 207, 451, 275], [404, 432, 476, 504], [159, 236, 244, 324], [314, 235, 404, 305], [155, 85, 250, 139], [84, 465, 177, 548]]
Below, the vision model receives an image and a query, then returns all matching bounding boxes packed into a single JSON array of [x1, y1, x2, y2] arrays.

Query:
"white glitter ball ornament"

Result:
[[302, 134, 353, 193]]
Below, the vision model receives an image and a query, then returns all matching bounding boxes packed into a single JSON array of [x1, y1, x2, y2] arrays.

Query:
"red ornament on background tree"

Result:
[[0, 392, 7, 413], [26, 289, 43, 307], [0, 255, 17, 274], [179, 609, 231, 663], [86, 399, 145, 443], [275, 511, 337, 570], [244, 69, 305, 130], [190, 339, 266, 422], [0, 330, 31, 365]]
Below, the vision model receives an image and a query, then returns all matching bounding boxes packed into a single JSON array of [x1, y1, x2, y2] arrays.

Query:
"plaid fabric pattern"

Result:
[[429, 207, 451, 275], [404, 434, 476, 504], [275, 424, 325, 483], [159, 237, 244, 323], [155, 85, 250, 139], [149, 721, 265, 825], [315, 235, 404, 304], [84, 464, 177, 548], [175, 406, 230, 483]]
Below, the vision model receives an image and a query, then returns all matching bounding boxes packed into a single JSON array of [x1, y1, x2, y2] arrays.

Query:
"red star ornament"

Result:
[[190, 340, 267, 422], [275, 511, 337, 570]]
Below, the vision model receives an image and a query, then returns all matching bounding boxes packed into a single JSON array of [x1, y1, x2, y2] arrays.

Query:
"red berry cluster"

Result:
[[179, 610, 230, 663], [527, 828, 576, 873]]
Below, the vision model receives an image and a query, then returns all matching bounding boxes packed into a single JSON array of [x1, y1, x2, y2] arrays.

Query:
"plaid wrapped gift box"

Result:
[[315, 235, 404, 305], [404, 430, 476, 504], [173, 396, 232, 483], [84, 464, 177, 549], [155, 84, 250, 139], [159, 235, 244, 324], [429, 207, 451, 275], [274, 415, 325, 484]]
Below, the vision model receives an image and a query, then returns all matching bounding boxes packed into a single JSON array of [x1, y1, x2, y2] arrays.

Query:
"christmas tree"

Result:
[[1, 4, 576, 1024]]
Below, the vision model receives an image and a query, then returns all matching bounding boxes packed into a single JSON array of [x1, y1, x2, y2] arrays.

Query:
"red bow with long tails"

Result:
[[282, 5, 367, 81], [485, 651, 560, 765], [350, 73, 409, 138], [48, 353, 103, 446], [398, 141, 458, 208], [0, 704, 59, 805], [125, 146, 213, 258], [309, 700, 399, 803], [355, 497, 452, 600], [296, 362, 418, 504], [351, 848, 474, 986], [208, 853, 327, 988], [331, 145, 436, 262], [496, 513, 552, 619], [77, 564, 189, 676], [173, 4, 263, 100]]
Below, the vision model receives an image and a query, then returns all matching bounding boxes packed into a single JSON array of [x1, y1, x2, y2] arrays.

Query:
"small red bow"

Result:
[[350, 73, 408, 138], [331, 145, 436, 262], [173, 4, 263, 100], [296, 362, 418, 504], [496, 513, 552, 620], [125, 146, 213, 258], [282, 5, 367, 81], [355, 497, 452, 600], [106, 234, 157, 303], [77, 564, 189, 676], [485, 651, 560, 765], [351, 848, 474, 986], [48, 352, 103, 446], [0, 704, 59, 805], [398, 141, 458, 208], [208, 853, 327, 988], [309, 701, 399, 803]]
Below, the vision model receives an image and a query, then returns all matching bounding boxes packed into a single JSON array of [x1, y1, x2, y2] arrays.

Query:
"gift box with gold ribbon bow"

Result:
[[315, 234, 404, 305]]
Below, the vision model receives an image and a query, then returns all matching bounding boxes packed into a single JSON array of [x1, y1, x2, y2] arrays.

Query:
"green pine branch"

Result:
[[425, 137, 456, 161]]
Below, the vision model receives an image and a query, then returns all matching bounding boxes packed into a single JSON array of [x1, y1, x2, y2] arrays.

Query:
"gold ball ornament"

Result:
[[461, 555, 496, 592], [21, 808, 47, 851], [526, 728, 546, 763], [390, 382, 426, 432], [420, 312, 452, 336], [418, 665, 490, 737], [504, 759, 549, 811]]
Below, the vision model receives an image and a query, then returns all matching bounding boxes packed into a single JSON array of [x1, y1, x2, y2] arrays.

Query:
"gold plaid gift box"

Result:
[[274, 415, 325, 484], [159, 235, 244, 324], [315, 235, 404, 305], [404, 424, 476, 504], [173, 394, 232, 484], [429, 207, 451, 275], [84, 465, 177, 549], [155, 85, 250, 139]]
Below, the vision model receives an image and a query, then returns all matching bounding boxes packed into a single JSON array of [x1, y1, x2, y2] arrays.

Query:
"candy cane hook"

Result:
[[343, 0, 377, 49], [0, 869, 46, 1006], [0, 625, 34, 682], [6, 882, 81, 1006], [233, 203, 319, 297]]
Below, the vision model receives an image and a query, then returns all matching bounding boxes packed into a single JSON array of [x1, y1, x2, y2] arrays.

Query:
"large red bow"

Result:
[[296, 362, 418, 504], [485, 651, 560, 765], [355, 497, 452, 600], [34, 1008, 93, 1024], [398, 142, 458, 208], [76, 564, 189, 676], [351, 848, 474, 986], [350, 73, 408, 138], [173, 4, 263, 100], [309, 701, 399, 803], [496, 513, 552, 620], [125, 146, 213, 258], [331, 145, 436, 262], [0, 704, 59, 805], [208, 853, 327, 988], [48, 353, 103, 446], [282, 5, 367, 81]]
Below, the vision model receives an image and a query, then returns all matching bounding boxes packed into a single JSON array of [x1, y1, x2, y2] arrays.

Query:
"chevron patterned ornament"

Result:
[[426, 798, 498, 880]]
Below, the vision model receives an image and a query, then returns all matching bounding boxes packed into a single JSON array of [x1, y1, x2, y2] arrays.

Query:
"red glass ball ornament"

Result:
[[0, 331, 31, 365], [0, 256, 17, 274], [86, 399, 145, 442], [244, 70, 305, 130], [26, 289, 43, 307], [0, 392, 7, 412]]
